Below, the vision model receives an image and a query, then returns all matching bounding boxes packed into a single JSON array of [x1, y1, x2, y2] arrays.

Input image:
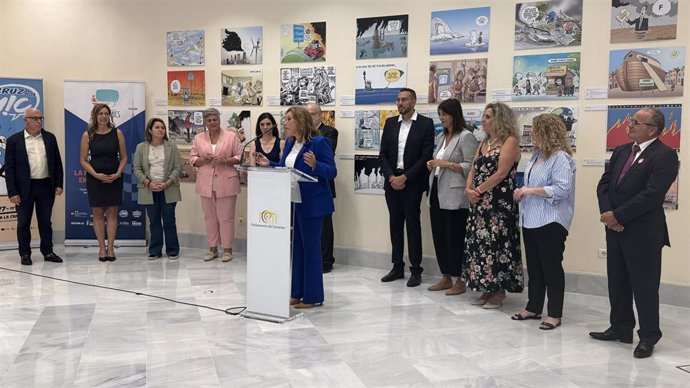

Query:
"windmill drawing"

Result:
[[250, 38, 261, 64]]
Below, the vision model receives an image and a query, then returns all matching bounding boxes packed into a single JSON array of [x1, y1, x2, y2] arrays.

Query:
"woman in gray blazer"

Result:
[[133, 118, 183, 260], [426, 99, 478, 295]]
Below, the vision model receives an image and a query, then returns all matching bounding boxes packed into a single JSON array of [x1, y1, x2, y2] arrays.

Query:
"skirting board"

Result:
[[54, 231, 689, 308]]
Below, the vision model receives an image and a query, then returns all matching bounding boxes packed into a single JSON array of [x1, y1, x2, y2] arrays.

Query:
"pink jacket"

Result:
[[189, 130, 243, 198]]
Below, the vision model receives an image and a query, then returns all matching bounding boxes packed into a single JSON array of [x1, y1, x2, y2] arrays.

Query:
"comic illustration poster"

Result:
[[167, 70, 205, 106], [513, 106, 578, 151], [429, 58, 488, 105], [430, 7, 490, 55], [279, 110, 334, 138], [610, 0, 678, 43], [608, 46, 684, 98], [355, 63, 407, 105], [356, 15, 408, 59], [428, 108, 486, 142], [512, 52, 580, 101], [606, 104, 681, 151], [167, 110, 204, 146], [220, 110, 251, 145], [514, 0, 583, 50], [280, 22, 326, 63], [167, 30, 205, 66], [178, 148, 197, 184], [355, 155, 385, 195], [354, 109, 397, 150], [320, 110, 335, 129], [221, 69, 263, 106], [221, 26, 263, 65], [279, 66, 335, 106]]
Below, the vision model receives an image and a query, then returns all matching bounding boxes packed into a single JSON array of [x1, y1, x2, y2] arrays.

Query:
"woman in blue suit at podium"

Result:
[[256, 106, 337, 308]]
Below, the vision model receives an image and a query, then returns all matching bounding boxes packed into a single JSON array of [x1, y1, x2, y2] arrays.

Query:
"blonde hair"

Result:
[[532, 113, 573, 158], [87, 104, 114, 139], [485, 102, 519, 141], [286, 106, 319, 142]]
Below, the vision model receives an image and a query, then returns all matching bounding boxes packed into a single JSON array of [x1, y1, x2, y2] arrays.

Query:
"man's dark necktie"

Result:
[[617, 144, 641, 185]]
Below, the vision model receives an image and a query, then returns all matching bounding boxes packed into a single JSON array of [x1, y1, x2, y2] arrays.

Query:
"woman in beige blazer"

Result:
[[426, 98, 478, 295], [133, 118, 182, 260], [189, 108, 243, 262]]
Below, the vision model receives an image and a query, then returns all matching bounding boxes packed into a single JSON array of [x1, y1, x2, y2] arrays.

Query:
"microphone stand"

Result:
[[239, 124, 277, 167]]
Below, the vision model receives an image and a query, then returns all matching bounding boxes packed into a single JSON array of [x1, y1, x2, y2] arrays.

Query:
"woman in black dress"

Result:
[[79, 104, 128, 262], [248, 112, 284, 165]]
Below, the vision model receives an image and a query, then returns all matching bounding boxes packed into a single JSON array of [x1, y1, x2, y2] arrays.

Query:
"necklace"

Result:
[[151, 144, 163, 158], [487, 137, 497, 148]]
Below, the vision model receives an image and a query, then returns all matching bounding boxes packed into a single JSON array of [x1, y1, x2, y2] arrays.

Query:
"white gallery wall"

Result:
[[1, 0, 688, 287]]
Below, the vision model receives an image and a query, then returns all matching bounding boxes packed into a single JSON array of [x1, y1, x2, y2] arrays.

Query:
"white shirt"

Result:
[[434, 138, 448, 177], [633, 138, 656, 163], [396, 111, 418, 170], [285, 142, 304, 203], [24, 130, 49, 179], [148, 144, 166, 183], [211, 143, 218, 191]]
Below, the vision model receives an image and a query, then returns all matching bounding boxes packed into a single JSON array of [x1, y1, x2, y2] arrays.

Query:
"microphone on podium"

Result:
[[239, 124, 277, 167]]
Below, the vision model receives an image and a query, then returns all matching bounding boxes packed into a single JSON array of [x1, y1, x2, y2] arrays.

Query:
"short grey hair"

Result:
[[642, 107, 665, 136], [202, 108, 220, 119]]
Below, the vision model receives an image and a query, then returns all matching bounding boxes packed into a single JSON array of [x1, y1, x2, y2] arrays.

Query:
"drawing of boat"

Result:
[[614, 50, 668, 92]]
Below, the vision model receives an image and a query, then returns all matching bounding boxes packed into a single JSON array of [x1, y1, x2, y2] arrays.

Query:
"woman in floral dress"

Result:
[[463, 102, 523, 309]]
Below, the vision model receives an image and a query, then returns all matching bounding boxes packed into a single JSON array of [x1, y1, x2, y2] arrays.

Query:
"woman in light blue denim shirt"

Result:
[[512, 113, 575, 330]]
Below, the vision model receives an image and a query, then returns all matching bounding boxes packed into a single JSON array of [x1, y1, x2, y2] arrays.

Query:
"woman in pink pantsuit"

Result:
[[189, 108, 243, 262]]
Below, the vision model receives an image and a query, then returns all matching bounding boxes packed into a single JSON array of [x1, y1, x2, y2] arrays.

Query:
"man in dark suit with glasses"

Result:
[[593, 107, 678, 358], [5, 108, 64, 265]]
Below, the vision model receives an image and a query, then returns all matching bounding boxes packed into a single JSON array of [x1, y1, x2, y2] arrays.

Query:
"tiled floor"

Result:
[[0, 246, 688, 387]]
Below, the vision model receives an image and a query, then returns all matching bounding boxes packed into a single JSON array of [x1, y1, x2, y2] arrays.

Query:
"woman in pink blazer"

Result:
[[189, 108, 243, 262]]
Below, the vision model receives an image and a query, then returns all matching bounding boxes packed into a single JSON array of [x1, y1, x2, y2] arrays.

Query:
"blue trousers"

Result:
[[291, 203, 325, 304], [146, 191, 180, 256]]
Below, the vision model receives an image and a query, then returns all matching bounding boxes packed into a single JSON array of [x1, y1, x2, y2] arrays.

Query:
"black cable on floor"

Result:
[[0, 266, 246, 316]]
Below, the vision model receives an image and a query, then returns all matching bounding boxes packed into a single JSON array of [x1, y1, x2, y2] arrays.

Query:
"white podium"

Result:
[[239, 166, 317, 323]]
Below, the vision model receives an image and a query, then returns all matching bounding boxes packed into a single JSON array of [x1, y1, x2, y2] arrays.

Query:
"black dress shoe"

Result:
[[381, 269, 404, 282], [20, 254, 32, 266], [633, 339, 655, 358], [407, 273, 422, 287], [43, 253, 63, 263], [322, 265, 332, 274], [589, 328, 633, 344]]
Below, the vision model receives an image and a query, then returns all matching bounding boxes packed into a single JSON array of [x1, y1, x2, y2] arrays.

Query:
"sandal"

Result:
[[539, 320, 562, 330], [511, 312, 542, 321]]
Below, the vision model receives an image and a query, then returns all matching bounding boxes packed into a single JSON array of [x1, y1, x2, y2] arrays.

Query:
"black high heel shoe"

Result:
[[99, 256, 108, 262]]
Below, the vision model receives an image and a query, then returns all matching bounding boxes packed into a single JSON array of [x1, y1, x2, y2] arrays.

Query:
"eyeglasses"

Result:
[[630, 119, 655, 127], [25, 116, 44, 121]]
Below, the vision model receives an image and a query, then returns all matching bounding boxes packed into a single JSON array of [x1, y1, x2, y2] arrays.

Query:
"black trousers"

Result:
[[522, 223, 568, 318], [16, 178, 55, 256], [429, 178, 469, 276], [606, 229, 663, 343], [321, 213, 334, 269], [385, 184, 424, 274]]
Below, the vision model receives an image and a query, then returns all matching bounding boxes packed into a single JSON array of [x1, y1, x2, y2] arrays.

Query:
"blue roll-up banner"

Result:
[[64, 81, 146, 245], [0, 77, 44, 249]]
